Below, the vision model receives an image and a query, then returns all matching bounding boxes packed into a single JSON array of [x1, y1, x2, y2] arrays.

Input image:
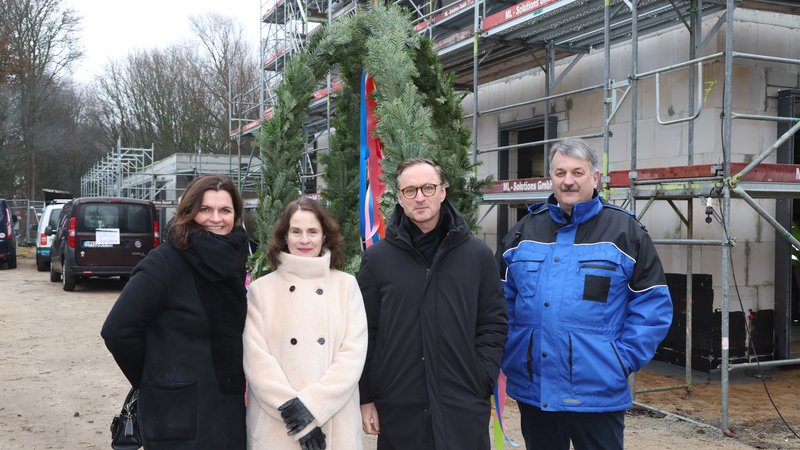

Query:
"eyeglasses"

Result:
[[399, 183, 442, 199]]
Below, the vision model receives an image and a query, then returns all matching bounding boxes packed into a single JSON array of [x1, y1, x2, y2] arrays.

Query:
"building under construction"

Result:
[[225, 0, 800, 429], [81, 140, 262, 224]]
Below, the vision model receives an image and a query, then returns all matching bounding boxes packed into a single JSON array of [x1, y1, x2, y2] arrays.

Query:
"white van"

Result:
[[36, 202, 67, 271]]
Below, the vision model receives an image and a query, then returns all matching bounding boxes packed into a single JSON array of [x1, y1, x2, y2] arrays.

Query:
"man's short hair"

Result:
[[548, 139, 599, 173], [395, 157, 447, 186]]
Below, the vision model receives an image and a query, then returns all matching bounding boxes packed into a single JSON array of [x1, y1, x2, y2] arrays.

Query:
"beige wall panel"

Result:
[[745, 241, 777, 288]]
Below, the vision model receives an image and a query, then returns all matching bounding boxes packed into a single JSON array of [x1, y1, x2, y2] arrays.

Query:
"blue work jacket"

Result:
[[496, 192, 672, 412]]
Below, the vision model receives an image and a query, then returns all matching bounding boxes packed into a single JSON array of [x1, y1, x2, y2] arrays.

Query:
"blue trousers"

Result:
[[517, 401, 624, 450]]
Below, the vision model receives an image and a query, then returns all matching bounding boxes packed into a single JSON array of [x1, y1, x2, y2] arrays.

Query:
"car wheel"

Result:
[[62, 262, 76, 291], [50, 264, 60, 282], [7, 253, 16, 269], [120, 275, 130, 283], [36, 254, 48, 271]]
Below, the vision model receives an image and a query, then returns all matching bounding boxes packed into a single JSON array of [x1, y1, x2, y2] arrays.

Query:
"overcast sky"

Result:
[[64, 0, 262, 83]]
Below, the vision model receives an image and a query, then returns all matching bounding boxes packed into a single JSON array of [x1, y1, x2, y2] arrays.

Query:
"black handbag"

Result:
[[110, 387, 142, 450]]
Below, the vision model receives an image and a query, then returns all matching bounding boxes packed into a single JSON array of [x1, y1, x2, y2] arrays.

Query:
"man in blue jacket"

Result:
[[496, 139, 672, 450]]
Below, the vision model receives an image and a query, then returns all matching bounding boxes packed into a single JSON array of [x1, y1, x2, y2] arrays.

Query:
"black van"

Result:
[[50, 197, 159, 291], [0, 198, 17, 269]]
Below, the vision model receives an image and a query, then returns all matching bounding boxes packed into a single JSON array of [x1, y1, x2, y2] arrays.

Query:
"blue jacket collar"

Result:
[[541, 190, 603, 225]]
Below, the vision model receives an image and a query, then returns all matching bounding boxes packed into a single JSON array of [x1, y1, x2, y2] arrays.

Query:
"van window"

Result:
[[77, 204, 151, 233], [79, 205, 119, 231], [125, 205, 149, 233], [47, 209, 61, 229]]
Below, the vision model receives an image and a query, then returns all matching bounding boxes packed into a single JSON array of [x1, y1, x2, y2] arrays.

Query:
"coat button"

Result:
[[544, 302, 550, 307], [289, 285, 295, 292], [317, 338, 325, 345], [543, 402, 548, 408], [290, 338, 297, 345], [316, 288, 323, 295], [554, 257, 560, 262], [542, 352, 548, 358]]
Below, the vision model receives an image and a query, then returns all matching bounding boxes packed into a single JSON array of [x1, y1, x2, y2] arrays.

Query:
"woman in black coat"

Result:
[[102, 174, 250, 450]]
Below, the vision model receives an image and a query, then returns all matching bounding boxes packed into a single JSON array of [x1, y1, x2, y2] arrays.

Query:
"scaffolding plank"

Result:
[[483, 164, 800, 204], [608, 163, 800, 186], [482, 0, 566, 32], [262, 0, 287, 24], [415, 0, 476, 32]]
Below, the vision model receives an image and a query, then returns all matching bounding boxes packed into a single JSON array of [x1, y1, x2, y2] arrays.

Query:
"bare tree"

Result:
[[190, 13, 259, 145], [0, 0, 21, 196], [33, 83, 104, 195], [86, 12, 259, 165], [90, 46, 219, 160], [2, 0, 82, 198], [0, 0, 18, 83]]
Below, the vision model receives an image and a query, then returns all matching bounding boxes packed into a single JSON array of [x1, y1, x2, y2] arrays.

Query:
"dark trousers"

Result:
[[517, 401, 624, 450]]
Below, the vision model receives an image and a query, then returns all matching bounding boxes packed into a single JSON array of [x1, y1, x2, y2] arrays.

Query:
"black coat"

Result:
[[101, 231, 248, 450], [357, 201, 508, 450]]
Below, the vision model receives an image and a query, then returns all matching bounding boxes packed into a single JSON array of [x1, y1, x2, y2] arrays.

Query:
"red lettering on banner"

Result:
[[483, 0, 560, 31], [415, 0, 474, 32]]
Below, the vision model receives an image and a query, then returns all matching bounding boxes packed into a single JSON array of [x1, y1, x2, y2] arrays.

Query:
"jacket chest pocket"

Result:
[[508, 254, 546, 299], [577, 257, 622, 303]]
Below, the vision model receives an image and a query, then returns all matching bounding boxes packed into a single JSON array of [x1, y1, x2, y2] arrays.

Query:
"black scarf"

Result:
[[402, 207, 449, 268], [179, 228, 249, 395]]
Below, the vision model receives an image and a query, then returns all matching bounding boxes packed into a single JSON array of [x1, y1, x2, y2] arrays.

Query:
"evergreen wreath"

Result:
[[250, 2, 489, 278]]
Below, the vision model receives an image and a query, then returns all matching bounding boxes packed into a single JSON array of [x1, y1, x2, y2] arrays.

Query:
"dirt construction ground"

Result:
[[1, 248, 799, 449]]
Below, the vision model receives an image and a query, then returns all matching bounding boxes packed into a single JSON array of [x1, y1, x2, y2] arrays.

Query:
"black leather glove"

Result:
[[278, 397, 315, 436], [298, 427, 326, 450]]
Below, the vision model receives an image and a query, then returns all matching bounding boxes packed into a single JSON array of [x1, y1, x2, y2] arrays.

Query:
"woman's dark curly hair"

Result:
[[267, 197, 344, 269], [170, 174, 243, 249]]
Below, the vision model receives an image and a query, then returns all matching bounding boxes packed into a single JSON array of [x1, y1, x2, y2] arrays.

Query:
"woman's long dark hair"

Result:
[[170, 174, 243, 249], [267, 197, 344, 269]]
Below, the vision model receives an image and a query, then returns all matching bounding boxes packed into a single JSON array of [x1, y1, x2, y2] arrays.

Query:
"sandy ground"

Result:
[[1, 248, 798, 449]]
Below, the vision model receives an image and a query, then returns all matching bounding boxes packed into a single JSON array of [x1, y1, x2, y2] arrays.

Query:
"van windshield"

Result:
[[77, 204, 150, 233]]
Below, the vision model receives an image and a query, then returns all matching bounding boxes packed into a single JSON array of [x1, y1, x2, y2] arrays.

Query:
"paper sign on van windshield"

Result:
[[95, 228, 120, 245]]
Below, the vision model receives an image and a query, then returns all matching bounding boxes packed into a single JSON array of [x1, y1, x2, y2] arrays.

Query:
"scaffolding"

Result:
[[228, 0, 347, 187], [230, 0, 339, 139], [81, 138, 154, 198], [228, 0, 800, 432], [80, 139, 263, 206]]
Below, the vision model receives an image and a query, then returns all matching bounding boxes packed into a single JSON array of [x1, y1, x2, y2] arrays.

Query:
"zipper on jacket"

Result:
[[526, 331, 534, 382], [610, 342, 630, 377], [579, 263, 616, 272], [423, 235, 449, 282], [568, 333, 573, 383]]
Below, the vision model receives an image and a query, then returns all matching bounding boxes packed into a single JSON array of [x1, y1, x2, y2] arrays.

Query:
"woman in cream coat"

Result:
[[244, 197, 367, 450]]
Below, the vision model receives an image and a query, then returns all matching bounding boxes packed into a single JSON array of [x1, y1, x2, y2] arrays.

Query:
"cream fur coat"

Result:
[[243, 250, 367, 450]]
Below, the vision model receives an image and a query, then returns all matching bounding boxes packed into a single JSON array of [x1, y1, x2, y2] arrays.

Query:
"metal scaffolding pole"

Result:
[[471, 0, 479, 165], [720, 0, 736, 432], [602, 1, 611, 191], [545, 44, 555, 171], [629, 0, 639, 220], [685, 0, 703, 391]]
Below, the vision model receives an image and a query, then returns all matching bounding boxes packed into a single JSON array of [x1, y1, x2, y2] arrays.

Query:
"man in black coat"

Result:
[[357, 157, 508, 450]]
